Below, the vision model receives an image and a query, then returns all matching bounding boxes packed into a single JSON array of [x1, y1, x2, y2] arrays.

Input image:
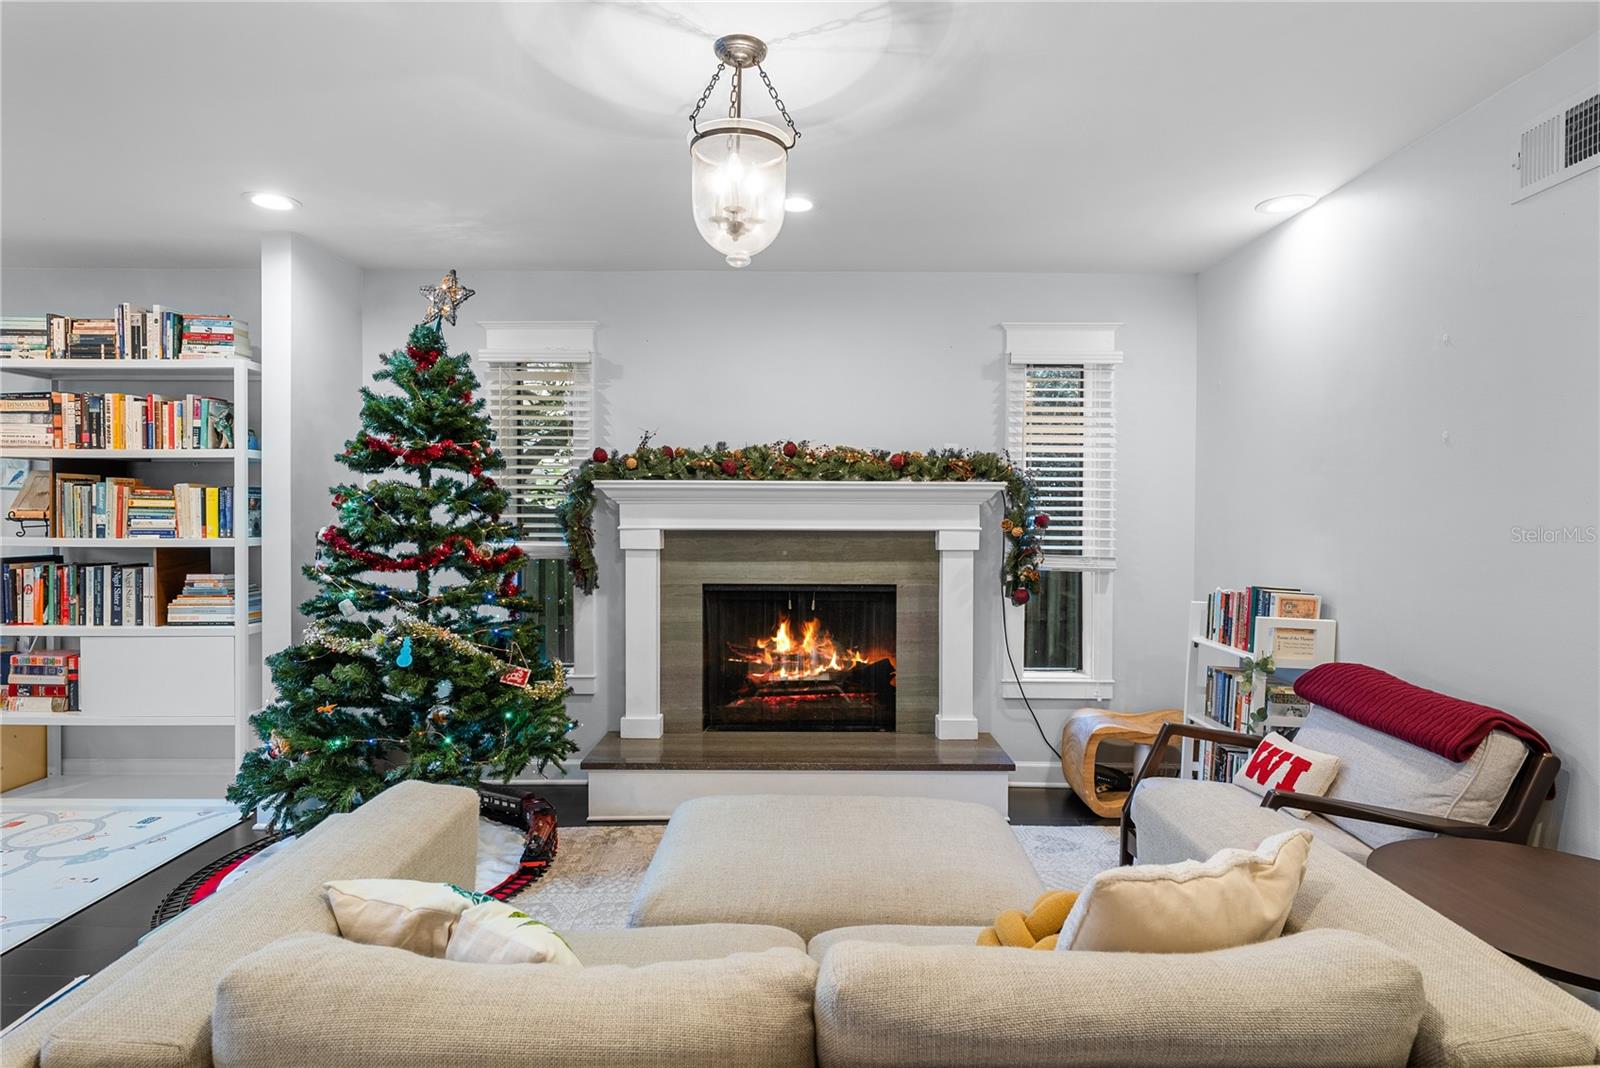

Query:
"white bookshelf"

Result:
[[1179, 599, 1337, 780], [1, 356, 263, 773]]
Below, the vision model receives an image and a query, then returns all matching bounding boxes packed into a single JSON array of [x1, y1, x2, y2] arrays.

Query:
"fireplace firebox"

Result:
[[703, 584, 896, 731]]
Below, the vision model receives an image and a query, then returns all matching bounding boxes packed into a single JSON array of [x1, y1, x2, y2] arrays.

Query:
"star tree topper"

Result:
[[420, 269, 476, 326]]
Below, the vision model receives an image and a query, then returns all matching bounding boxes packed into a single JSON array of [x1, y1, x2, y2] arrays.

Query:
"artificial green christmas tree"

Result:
[[229, 305, 575, 831]]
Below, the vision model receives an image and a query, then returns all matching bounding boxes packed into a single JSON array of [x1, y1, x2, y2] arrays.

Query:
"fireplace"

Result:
[[703, 584, 896, 731]]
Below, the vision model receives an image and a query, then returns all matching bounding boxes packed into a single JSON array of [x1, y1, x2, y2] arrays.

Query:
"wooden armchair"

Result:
[[1118, 720, 1560, 865]]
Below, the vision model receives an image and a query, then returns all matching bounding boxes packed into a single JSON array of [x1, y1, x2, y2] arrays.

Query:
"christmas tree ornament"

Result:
[[435, 679, 454, 700], [395, 636, 414, 668], [591, 447, 609, 463], [338, 599, 358, 618], [317, 703, 337, 715], [624, 455, 638, 470], [1034, 514, 1051, 528], [418, 269, 476, 326], [782, 441, 798, 458], [1011, 587, 1031, 606]]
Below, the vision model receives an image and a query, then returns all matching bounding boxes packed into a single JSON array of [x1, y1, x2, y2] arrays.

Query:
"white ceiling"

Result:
[[3, 2, 1594, 272]]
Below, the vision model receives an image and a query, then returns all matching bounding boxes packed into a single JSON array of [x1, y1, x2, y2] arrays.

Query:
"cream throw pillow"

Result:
[[1057, 829, 1313, 953], [445, 900, 582, 967], [324, 879, 477, 957]]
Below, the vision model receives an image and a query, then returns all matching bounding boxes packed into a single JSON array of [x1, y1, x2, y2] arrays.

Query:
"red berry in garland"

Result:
[[661, 445, 675, 459], [782, 441, 798, 458], [889, 453, 906, 470], [592, 447, 609, 463], [1011, 587, 1031, 606], [1034, 514, 1051, 529], [720, 458, 739, 476]]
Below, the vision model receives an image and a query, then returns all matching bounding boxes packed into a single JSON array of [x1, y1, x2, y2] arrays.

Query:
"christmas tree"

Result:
[[229, 286, 575, 831]]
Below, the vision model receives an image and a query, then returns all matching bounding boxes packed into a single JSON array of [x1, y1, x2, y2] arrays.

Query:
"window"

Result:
[[1002, 322, 1119, 699], [480, 322, 598, 692]]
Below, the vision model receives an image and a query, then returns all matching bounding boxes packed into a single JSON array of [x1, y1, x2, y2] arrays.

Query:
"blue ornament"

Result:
[[435, 679, 453, 699], [396, 636, 414, 668]]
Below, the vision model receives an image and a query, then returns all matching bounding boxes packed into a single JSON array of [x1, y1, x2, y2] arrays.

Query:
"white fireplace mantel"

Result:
[[595, 481, 1004, 741]]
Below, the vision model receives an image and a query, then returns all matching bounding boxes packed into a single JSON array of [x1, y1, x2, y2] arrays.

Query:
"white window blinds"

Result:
[[1003, 323, 1119, 569], [479, 322, 596, 548]]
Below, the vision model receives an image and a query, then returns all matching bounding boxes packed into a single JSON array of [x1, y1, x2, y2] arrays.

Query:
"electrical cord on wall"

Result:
[[1000, 601, 1062, 760]]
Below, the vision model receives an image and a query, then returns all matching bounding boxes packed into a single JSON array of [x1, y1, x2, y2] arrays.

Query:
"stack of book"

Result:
[[52, 475, 243, 539], [68, 318, 117, 359], [0, 307, 252, 360], [4, 651, 79, 713], [1204, 665, 1251, 732], [2, 560, 158, 626], [1204, 586, 1322, 651], [0, 390, 236, 450], [166, 574, 260, 626], [0, 316, 64, 358], [1197, 739, 1251, 784], [179, 315, 251, 358]]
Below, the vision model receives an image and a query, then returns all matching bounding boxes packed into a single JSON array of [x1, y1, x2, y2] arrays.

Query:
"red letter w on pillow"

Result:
[[1244, 744, 1314, 792]]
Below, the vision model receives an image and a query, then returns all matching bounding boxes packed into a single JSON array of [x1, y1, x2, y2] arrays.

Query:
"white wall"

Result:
[[1195, 39, 1599, 856], [362, 270, 1198, 780], [0, 267, 260, 765], [259, 234, 364, 669]]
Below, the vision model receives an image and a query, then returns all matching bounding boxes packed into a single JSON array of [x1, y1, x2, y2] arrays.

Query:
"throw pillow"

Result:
[[324, 879, 478, 957], [975, 889, 1079, 950], [1230, 731, 1341, 817], [445, 900, 582, 966], [1056, 828, 1312, 953]]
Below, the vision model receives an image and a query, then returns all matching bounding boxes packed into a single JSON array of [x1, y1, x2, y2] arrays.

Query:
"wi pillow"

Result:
[[1231, 731, 1342, 817], [1057, 829, 1312, 953]]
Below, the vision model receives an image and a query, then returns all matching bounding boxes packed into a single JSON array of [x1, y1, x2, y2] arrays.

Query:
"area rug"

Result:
[[477, 821, 1121, 930], [0, 798, 240, 952]]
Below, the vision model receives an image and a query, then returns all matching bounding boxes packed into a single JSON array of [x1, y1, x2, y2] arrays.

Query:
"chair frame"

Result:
[[1118, 720, 1560, 865]]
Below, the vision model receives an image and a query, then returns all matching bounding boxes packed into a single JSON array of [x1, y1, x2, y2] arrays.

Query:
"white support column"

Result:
[[619, 527, 665, 738], [934, 529, 981, 740]]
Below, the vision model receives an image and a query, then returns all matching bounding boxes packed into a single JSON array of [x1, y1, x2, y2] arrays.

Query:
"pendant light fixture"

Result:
[[687, 34, 802, 268]]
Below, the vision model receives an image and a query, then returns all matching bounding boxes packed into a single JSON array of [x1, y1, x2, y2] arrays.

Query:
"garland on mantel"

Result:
[[557, 436, 1050, 604]]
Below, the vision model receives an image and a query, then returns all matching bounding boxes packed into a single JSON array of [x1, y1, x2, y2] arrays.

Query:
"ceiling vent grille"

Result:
[[1512, 88, 1600, 202]]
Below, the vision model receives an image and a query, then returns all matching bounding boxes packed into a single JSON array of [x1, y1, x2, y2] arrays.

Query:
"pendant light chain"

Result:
[[757, 65, 801, 142], [688, 63, 726, 136]]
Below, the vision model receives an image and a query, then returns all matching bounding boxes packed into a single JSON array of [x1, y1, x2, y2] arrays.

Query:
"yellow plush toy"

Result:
[[976, 890, 1079, 951]]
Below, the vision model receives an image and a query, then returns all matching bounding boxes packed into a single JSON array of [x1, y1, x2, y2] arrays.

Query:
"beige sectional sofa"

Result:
[[4, 783, 1597, 1068]]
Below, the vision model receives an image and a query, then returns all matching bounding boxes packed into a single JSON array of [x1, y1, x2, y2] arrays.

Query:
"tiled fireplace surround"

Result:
[[596, 481, 1001, 741]]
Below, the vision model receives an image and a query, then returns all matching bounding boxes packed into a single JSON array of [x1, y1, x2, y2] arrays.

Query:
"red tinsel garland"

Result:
[[406, 342, 442, 371], [319, 528, 525, 573], [360, 434, 493, 477]]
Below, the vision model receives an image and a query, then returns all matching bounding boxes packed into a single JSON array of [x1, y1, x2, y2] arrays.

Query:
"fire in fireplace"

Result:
[[703, 584, 896, 731]]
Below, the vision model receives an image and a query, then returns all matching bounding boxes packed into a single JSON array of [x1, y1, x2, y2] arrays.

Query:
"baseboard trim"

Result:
[[60, 758, 236, 778]]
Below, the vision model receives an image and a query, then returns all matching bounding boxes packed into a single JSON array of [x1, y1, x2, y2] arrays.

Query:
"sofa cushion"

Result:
[[563, 923, 805, 967], [1293, 707, 1527, 848], [324, 878, 476, 956], [1131, 780, 1600, 1067], [211, 934, 818, 1068], [806, 924, 984, 963], [1132, 776, 1372, 860], [629, 795, 1044, 940], [1058, 828, 1311, 953], [1230, 731, 1342, 816], [813, 930, 1425, 1067], [38, 781, 480, 1068]]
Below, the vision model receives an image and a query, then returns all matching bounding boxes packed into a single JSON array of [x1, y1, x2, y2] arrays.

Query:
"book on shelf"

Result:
[[51, 473, 244, 539], [1197, 739, 1251, 784], [1204, 586, 1322, 651], [3, 651, 79, 712], [3, 549, 207, 628], [1, 308, 252, 361], [1203, 665, 1258, 734], [1, 389, 236, 450], [165, 573, 261, 626]]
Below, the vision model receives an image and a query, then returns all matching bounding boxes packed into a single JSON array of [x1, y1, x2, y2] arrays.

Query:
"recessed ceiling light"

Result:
[[1255, 194, 1317, 215], [783, 196, 814, 213], [245, 191, 300, 211]]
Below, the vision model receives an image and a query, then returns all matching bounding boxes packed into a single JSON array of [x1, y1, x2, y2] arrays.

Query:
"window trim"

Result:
[[1001, 322, 1121, 702], [481, 320, 599, 694]]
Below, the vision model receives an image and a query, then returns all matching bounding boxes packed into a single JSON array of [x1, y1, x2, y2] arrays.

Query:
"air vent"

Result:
[[1512, 88, 1600, 202]]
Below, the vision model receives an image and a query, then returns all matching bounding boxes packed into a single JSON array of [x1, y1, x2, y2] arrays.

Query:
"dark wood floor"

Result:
[[0, 784, 1108, 1026]]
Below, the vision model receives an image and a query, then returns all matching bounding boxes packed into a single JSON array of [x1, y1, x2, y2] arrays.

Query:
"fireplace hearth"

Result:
[[703, 584, 896, 731]]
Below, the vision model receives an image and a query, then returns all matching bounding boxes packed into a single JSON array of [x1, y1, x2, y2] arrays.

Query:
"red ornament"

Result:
[[889, 453, 906, 470], [332, 494, 346, 507], [592, 447, 609, 464], [782, 441, 798, 458], [462, 391, 472, 403], [500, 666, 531, 687], [660, 446, 675, 459], [1011, 587, 1031, 606], [1034, 514, 1051, 529], [720, 459, 738, 476]]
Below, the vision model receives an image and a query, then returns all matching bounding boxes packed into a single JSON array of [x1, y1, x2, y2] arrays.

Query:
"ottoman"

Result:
[[628, 794, 1045, 940]]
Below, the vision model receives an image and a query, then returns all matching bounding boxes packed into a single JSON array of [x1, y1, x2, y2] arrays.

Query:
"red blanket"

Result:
[[1293, 662, 1550, 762]]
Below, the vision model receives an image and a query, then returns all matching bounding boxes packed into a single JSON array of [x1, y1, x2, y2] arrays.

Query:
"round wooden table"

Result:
[[1367, 837, 1600, 990]]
